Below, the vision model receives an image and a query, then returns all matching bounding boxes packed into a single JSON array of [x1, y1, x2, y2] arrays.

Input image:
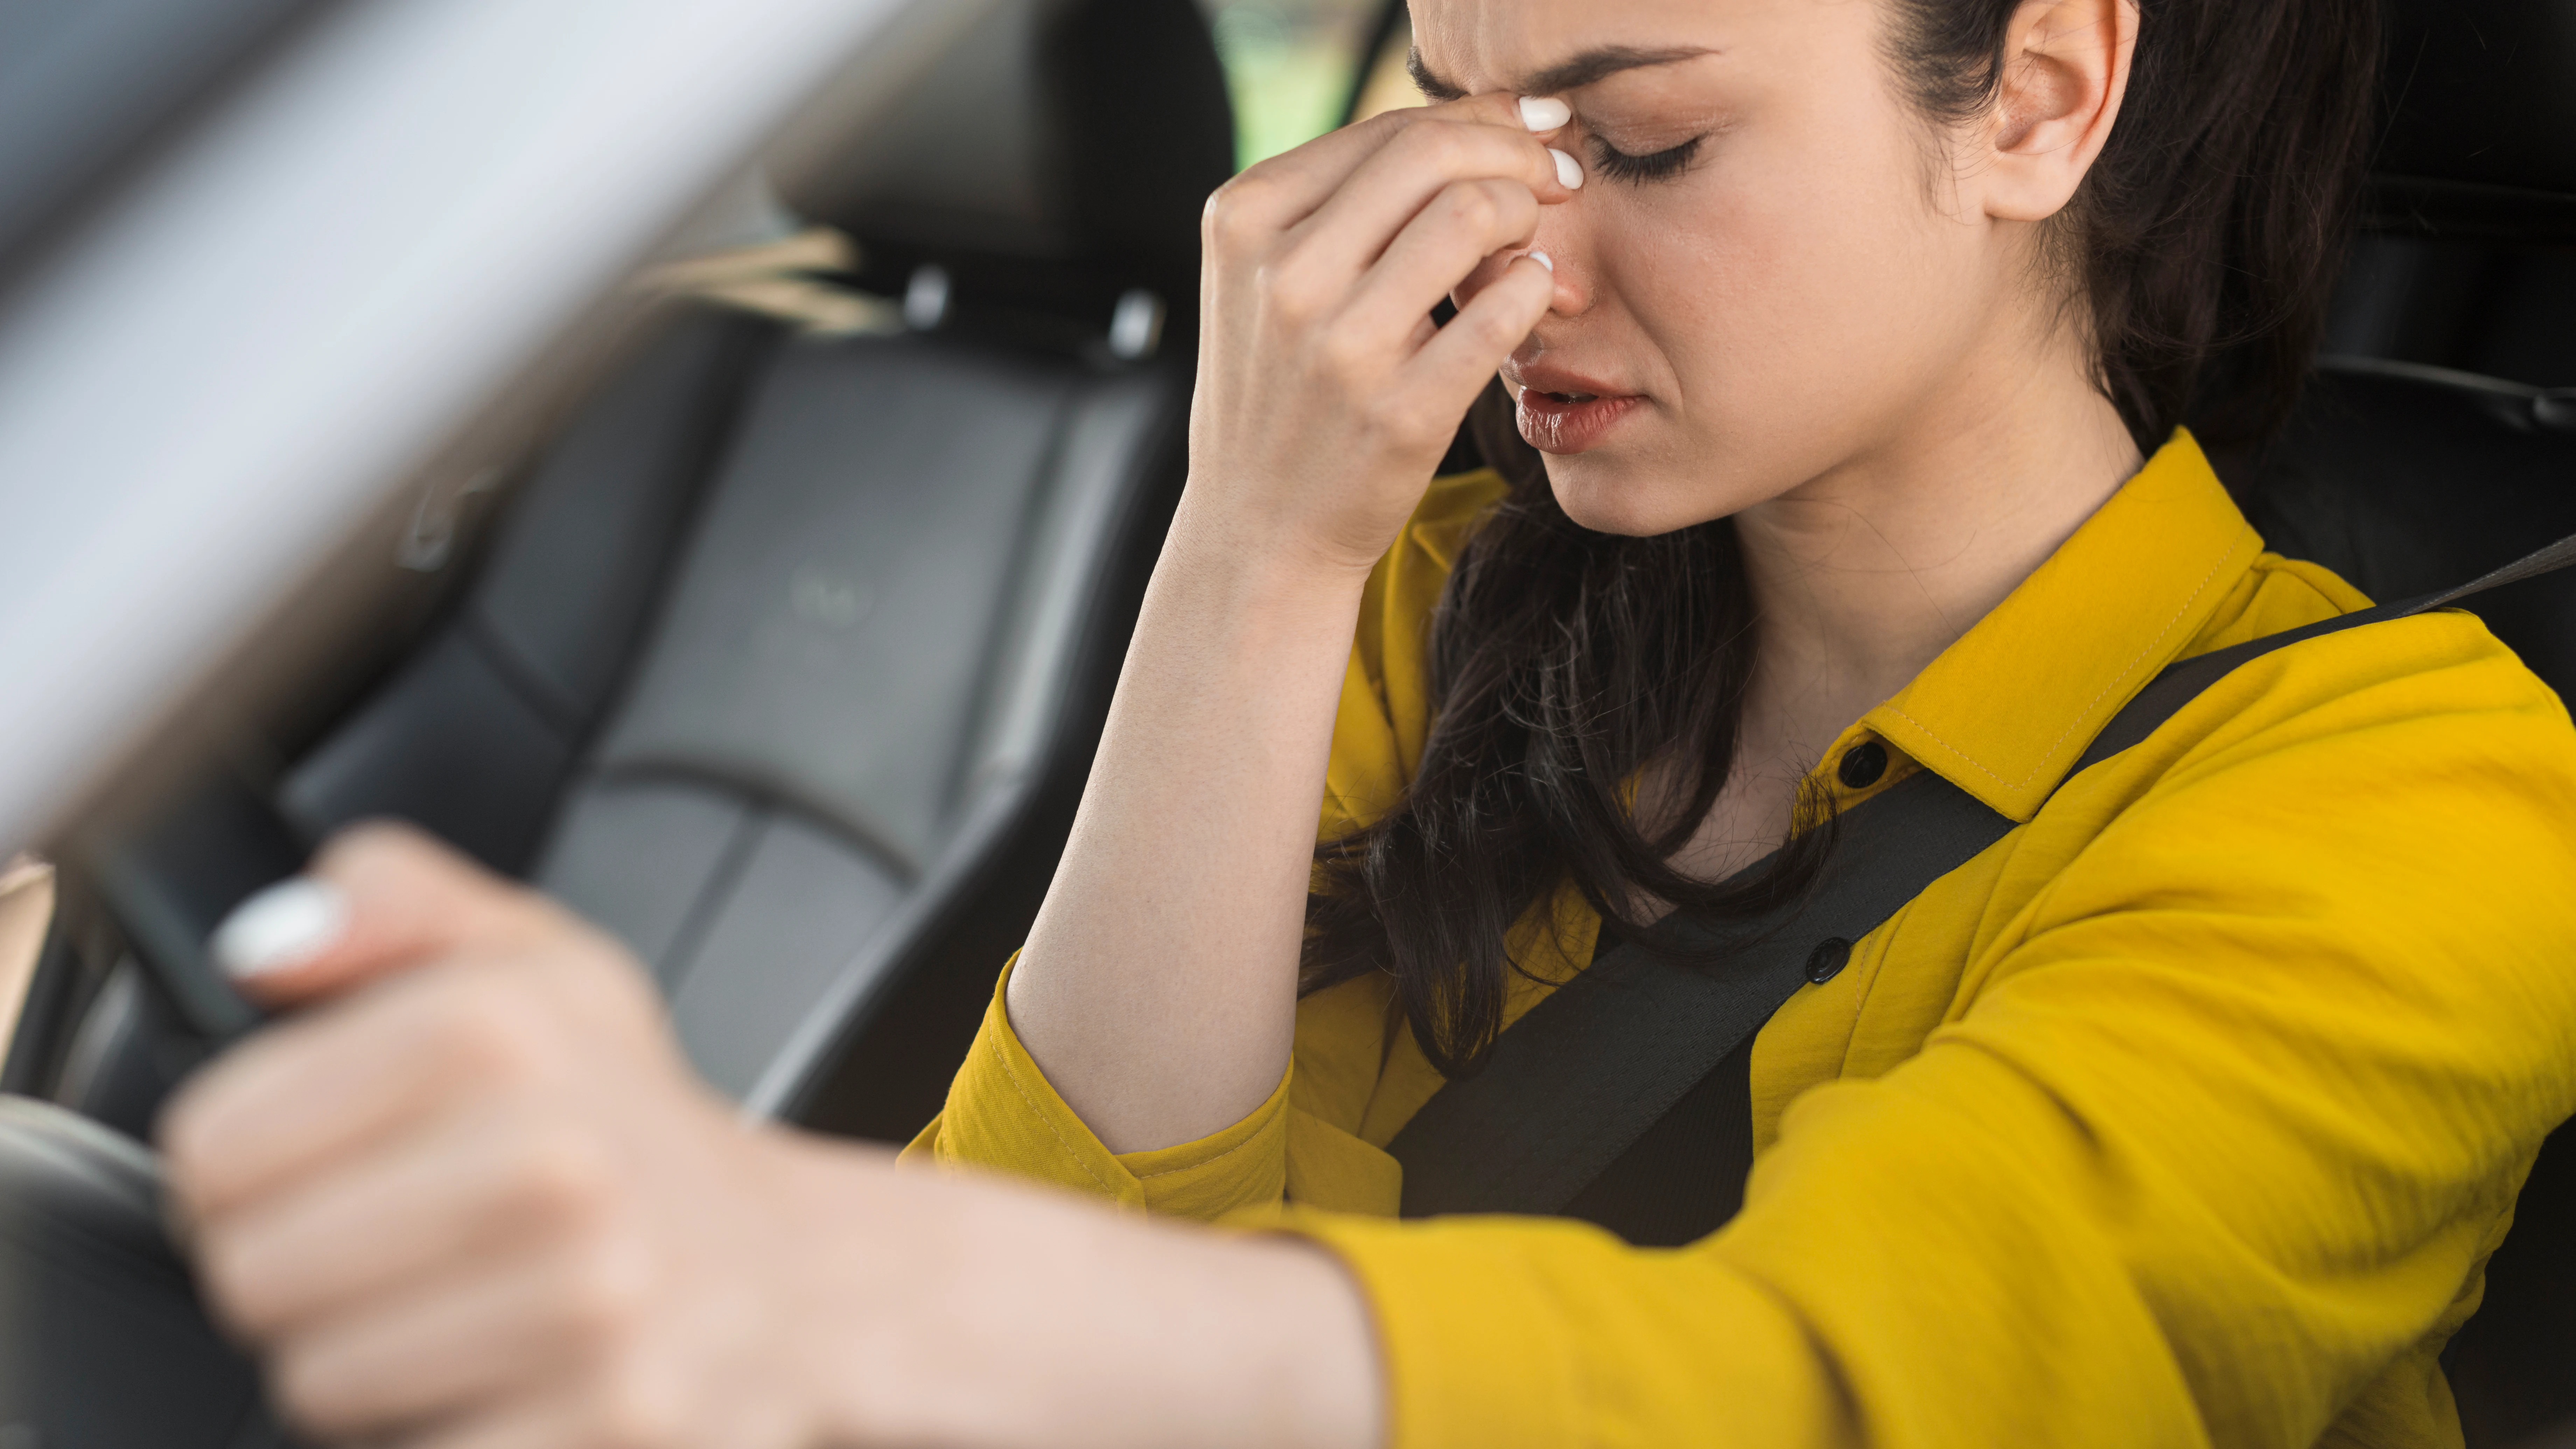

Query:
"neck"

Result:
[[1729, 337, 2145, 775]]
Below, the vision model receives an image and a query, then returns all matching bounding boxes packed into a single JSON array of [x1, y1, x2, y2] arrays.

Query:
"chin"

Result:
[[1542, 453, 1708, 538]]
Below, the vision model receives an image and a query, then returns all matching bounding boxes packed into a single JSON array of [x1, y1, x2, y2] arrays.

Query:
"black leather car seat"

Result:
[[15, 0, 1232, 1139], [2191, 5, 2576, 1444], [279, 0, 1231, 1118]]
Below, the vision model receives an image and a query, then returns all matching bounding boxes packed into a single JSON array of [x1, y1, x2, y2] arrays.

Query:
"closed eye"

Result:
[[1588, 134, 1702, 183]]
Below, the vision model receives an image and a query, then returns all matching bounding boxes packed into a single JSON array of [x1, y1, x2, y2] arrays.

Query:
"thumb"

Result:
[[211, 820, 555, 1008]]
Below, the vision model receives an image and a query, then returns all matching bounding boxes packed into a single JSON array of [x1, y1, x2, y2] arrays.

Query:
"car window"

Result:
[[1201, 0, 1389, 167], [1346, 6, 1419, 125]]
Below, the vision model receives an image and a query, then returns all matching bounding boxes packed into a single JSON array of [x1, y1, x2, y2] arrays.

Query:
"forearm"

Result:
[[1008, 496, 1371, 1152], [1001, 93, 1560, 1155], [797, 1143, 1384, 1449]]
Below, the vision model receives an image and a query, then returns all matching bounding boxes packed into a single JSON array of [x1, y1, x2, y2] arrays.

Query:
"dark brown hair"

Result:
[[1301, 0, 2388, 1077]]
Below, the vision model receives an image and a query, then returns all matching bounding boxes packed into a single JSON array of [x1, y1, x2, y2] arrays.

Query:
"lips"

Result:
[[1510, 368, 1644, 454]]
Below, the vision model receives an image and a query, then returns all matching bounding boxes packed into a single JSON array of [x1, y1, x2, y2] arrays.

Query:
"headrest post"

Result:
[[1108, 289, 1165, 362], [903, 265, 952, 332]]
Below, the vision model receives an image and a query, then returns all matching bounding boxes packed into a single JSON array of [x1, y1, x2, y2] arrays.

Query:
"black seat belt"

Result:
[[1390, 529, 2576, 1220]]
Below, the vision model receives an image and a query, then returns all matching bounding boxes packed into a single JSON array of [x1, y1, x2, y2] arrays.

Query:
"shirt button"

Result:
[[1806, 937, 1852, 985], [1837, 740, 1889, 789]]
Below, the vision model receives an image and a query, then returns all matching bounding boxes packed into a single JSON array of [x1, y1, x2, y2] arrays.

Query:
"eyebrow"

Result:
[[1406, 44, 1716, 103]]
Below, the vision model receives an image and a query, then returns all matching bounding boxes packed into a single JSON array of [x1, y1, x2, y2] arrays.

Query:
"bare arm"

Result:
[[1006, 94, 1571, 1152]]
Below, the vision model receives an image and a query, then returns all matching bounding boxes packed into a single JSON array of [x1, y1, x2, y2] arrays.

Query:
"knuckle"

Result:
[[1442, 183, 1503, 234], [1460, 302, 1530, 349], [272, 1339, 360, 1437], [196, 1232, 271, 1325], [422, 984, 546, 1083], [504, 1125, 618, 1232], [553, 1239, 649, 1340], [157, 1092, 217, 1176], [1382, 411, 1445, 456], [1200, 190, 1235, 244], [1357, 106, 1416, 142], [531, 935, 629, 1007], [1315, 323, 1375, 376], [1355, 392, 1426, 448], [1204, 176, 1270, 248], [158, 1063, 268, 1199], [582, 1361, 686, 1449], [1227, 153, 1289, 193], [1255, 256, 1325, 323], [160, 1139, 221, 1213], [1391, 380, 1462, 440], [1484, 178, 1539, 229], [1395, 121, 1470, 174]]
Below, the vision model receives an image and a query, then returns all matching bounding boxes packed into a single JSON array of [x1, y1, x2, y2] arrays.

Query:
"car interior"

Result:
[[0, 0, 2570, 1444]]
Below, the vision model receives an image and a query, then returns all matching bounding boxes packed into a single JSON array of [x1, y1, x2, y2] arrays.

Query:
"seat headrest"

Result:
[[2371, 0, 2576, 240], [784, 0, 1233, 302]]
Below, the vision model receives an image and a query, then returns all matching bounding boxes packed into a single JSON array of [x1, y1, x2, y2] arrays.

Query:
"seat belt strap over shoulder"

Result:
[[1387, 528, 2576, 1220], [1390, 767, 2012, 1219]]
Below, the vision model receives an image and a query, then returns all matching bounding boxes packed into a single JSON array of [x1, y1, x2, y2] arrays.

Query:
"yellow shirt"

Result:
[[906, 432, 2576, 1449]]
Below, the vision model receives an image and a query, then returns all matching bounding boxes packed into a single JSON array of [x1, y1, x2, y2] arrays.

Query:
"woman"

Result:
[[160, 0, 2576, 1444]]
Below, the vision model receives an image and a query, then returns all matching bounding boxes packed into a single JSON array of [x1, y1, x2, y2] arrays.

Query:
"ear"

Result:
[[1980, 0, 2138, 223]]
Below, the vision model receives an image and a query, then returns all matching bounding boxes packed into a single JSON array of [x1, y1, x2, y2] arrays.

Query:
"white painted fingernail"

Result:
[[1549, 147, 1584, 189], [1527, 250, 1554, 272], [211, 878, 349, 980], [1518, 96, 1571, 132]]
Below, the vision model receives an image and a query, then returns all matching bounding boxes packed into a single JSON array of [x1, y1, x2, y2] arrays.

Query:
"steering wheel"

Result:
[[0, 1097, 297, 1446], [0, 770, 307, 1447]]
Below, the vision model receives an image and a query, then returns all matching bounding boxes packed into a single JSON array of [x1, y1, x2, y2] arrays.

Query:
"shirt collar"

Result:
[[1855, 429, 2263, 822]]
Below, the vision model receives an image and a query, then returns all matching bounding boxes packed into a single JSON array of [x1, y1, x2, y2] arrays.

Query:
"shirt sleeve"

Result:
[[1284, 621, 2576, 1449], [901, 956, 1295, 1215]]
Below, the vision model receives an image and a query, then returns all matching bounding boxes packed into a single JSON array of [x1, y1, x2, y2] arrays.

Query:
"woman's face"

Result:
[[1424, 0, 2072, 536]]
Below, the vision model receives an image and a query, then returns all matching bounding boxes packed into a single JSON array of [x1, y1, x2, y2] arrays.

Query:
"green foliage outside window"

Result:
[[1199, 0, 1385, 169]]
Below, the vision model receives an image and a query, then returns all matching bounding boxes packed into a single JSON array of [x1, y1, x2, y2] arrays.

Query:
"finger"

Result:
[[1401, 254, 1558, 410], [402, 1397, 594, 1449], [1333, 178, 1542, 355], [400, 1380, 699, 1449], [221, 820, 559, 1008], [163, 950, 565, 1217], [199, 1101, 614, 1337], [1214, 92, 1540, 235], [1269, 118, 1569, 296], [267, 1241, 626, 1441]]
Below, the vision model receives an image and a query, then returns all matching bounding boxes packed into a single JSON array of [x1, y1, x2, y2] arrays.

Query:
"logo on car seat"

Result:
[[789, 566, 872, 630]]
